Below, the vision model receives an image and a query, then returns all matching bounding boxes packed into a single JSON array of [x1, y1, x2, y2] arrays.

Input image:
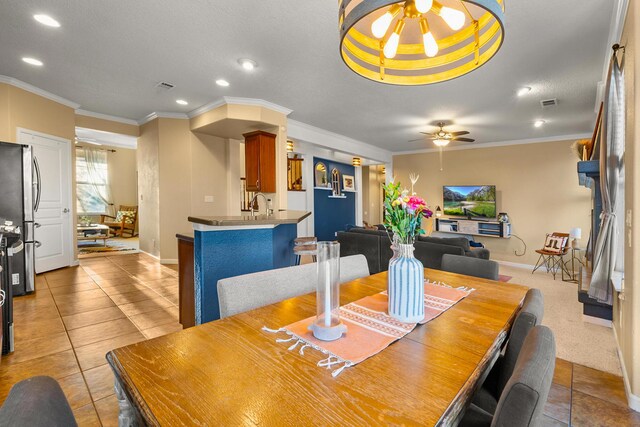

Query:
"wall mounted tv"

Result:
[[443, 185, 497, 219]]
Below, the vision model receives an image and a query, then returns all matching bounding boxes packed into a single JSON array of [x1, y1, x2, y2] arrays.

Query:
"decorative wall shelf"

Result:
[[435, 218, 511, 239], [328, 195, 347, 199], [314, 186, 333, 191], [342, 189, 357, 193]]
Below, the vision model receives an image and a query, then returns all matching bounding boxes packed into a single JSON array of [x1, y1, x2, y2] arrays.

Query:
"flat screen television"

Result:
[[443, 185, 497, 219]]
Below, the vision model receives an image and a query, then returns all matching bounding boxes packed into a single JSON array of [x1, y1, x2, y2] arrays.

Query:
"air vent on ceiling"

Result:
[[156, 81, 175, 90], [540, 98, 557, 108]]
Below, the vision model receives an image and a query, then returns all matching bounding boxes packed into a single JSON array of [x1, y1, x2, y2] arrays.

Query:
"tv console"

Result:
[[435, 218, 511, 239]]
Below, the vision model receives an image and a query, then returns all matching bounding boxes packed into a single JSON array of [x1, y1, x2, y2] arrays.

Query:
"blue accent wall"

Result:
[[313, 157, 356, 241], [193, 223, 297, 324]]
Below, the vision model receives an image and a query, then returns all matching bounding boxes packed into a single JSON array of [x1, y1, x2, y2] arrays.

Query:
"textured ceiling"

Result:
[[0, 1, 613, 152]]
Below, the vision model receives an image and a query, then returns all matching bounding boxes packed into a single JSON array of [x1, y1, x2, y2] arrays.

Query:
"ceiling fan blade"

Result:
[[450, 131, 470, 136], [451, 137, 475, 142], [408, 138, 426, 142], [419, 132, 436, 136]]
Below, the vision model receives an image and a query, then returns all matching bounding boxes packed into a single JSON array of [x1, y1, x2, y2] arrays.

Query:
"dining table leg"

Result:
[[115, 378, 140, 427]]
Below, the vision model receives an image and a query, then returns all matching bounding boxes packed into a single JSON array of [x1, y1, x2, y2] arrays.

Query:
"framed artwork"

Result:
[[343, 175, 355, 191]]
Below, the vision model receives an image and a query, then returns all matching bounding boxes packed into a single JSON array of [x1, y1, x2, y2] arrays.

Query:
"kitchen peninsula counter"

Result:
[[189, 210, 311, 227], [188, 210, 311, 324]]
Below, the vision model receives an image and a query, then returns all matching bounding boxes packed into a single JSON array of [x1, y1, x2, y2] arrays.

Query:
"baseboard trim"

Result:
[[582, 314, 612, 328], [160, 259, 178, 265], [612, 325, 640, 411], [70, 259, 80, 267], [495, 259, 536, 270], [139, 250, 160, 260]]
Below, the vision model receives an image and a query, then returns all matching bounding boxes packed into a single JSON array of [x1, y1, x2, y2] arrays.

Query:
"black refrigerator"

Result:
[[0, 141, 39, 297]]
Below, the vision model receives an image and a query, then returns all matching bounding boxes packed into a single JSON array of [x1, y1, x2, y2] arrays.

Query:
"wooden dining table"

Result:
[[107, 269, 528, 426]]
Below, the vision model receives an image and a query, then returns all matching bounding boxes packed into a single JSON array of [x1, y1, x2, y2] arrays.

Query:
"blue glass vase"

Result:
[[388, 243, 425, 323]]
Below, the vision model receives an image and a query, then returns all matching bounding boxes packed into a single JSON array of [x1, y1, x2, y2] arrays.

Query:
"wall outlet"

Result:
[[204, 195, 214, 203], [12, 273, 19, 285]]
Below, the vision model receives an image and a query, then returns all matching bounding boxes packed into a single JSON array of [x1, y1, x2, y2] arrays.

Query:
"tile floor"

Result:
[[0, 252, 638, 426], [0, 252, 181, 426], [544, 358, 640, 426]]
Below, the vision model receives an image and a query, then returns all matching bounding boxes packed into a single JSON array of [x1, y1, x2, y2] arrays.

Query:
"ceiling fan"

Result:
[[409, 122, 475, 146], [409, 122, 475, 171]]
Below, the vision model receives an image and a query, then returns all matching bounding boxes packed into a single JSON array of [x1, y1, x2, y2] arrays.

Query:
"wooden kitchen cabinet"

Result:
[[243, 130, 276, 193]]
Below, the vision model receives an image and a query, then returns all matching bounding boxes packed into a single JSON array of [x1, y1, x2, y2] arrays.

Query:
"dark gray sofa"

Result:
[[336, 228, 490, 274]]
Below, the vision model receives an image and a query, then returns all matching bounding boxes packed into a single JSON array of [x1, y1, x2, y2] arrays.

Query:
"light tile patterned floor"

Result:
[[0, 252, 180, 426], [0, 253, 637, 426]]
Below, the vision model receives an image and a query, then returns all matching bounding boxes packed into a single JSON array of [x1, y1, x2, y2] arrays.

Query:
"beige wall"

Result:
[[108, 147, 137, 208], [189, 132, 229, 217], [615, 0, 640, 399], [137, 118, 241, 262], [362, 165, 384, 225], [75, 114, 139, 137], [158, 118, 193, 260], [7, 86, 76, 142], [393, 140, 592, 266], [137, 120, 160, 257], [0, 84, 9, 141]]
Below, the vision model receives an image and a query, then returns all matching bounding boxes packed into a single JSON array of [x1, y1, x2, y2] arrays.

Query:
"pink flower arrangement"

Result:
[[383, 177, 433, 244]]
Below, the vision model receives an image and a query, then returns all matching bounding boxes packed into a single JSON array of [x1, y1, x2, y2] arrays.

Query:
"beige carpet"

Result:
[[499, 263, 622, 376]]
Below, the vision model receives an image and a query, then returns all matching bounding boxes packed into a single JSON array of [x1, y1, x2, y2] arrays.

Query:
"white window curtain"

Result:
[[76, 147, 115, 216], [589, 51, 625, 305]]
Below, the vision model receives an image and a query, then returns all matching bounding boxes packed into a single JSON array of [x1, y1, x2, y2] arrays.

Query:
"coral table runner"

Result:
[[263, 281, 472, 377]]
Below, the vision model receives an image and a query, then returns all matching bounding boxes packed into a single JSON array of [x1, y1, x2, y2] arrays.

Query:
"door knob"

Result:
[[63, 208, 69, 213]]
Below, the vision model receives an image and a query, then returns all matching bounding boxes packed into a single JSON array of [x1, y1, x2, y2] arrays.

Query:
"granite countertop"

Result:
[[188, 210, 311, 226]]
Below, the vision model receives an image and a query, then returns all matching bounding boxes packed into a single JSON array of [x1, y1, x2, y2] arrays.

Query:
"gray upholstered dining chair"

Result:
[[441, 254, 500, 281], [0, 376, 77, 427], [217, 254, 370, 318], [472, 288, 545, 415], [459, 325, 556, 427]]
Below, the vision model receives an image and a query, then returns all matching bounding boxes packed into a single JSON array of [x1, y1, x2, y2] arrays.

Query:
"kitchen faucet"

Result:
[[249, 193, 273, 217]]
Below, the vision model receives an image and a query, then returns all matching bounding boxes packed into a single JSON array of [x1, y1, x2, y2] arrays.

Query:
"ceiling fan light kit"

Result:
[[339, 0, 505, 85]]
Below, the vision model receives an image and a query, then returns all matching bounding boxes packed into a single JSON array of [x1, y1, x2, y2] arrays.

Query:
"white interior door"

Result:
[[18, 129, 73, 273]]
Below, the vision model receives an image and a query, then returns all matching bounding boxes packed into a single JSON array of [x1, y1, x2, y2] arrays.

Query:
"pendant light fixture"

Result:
[[339, 0, 505, 85]]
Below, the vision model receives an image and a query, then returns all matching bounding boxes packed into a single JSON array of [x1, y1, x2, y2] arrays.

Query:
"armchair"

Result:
[[101, 205, 138, 238]]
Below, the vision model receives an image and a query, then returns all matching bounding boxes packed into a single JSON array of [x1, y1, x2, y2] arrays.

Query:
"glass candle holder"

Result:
[[309, 241, 347, 341]]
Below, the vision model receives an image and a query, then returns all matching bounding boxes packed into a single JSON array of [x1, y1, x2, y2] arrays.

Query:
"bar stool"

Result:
[[294, 236, 317, 246], [294, 244, 317, 265]]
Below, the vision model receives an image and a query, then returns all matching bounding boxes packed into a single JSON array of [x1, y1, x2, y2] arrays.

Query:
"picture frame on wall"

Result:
[[343, 175, 355, 191]]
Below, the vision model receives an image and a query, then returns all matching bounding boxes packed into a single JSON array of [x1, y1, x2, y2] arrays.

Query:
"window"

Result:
[[76, 148, 110, 214]]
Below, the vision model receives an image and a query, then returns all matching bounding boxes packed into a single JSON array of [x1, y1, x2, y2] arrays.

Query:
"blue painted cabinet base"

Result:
[[193, 224, 297, 324]]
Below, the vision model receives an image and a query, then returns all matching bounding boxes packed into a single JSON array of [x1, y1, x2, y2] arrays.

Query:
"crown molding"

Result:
[[186, 96, 293, 119], [0, 75, 80, 109], [222, 97, 293, 116], [75, 109, 139, 126], [287, 119, 393, 163], [186, 98, 227, 119], [138, 111, 189, 125], [393, 133, 592, 155]]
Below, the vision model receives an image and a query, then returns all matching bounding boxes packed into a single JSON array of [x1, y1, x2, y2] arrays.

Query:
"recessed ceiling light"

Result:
[[22, 57, 43, 66], [216, 79, 230, 87], [534, 120, 546, 128], [517, 86, 531, 97], [238, 59, 257, 71], [33, 14, 60, 27], [176, 99, 188, 106]]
